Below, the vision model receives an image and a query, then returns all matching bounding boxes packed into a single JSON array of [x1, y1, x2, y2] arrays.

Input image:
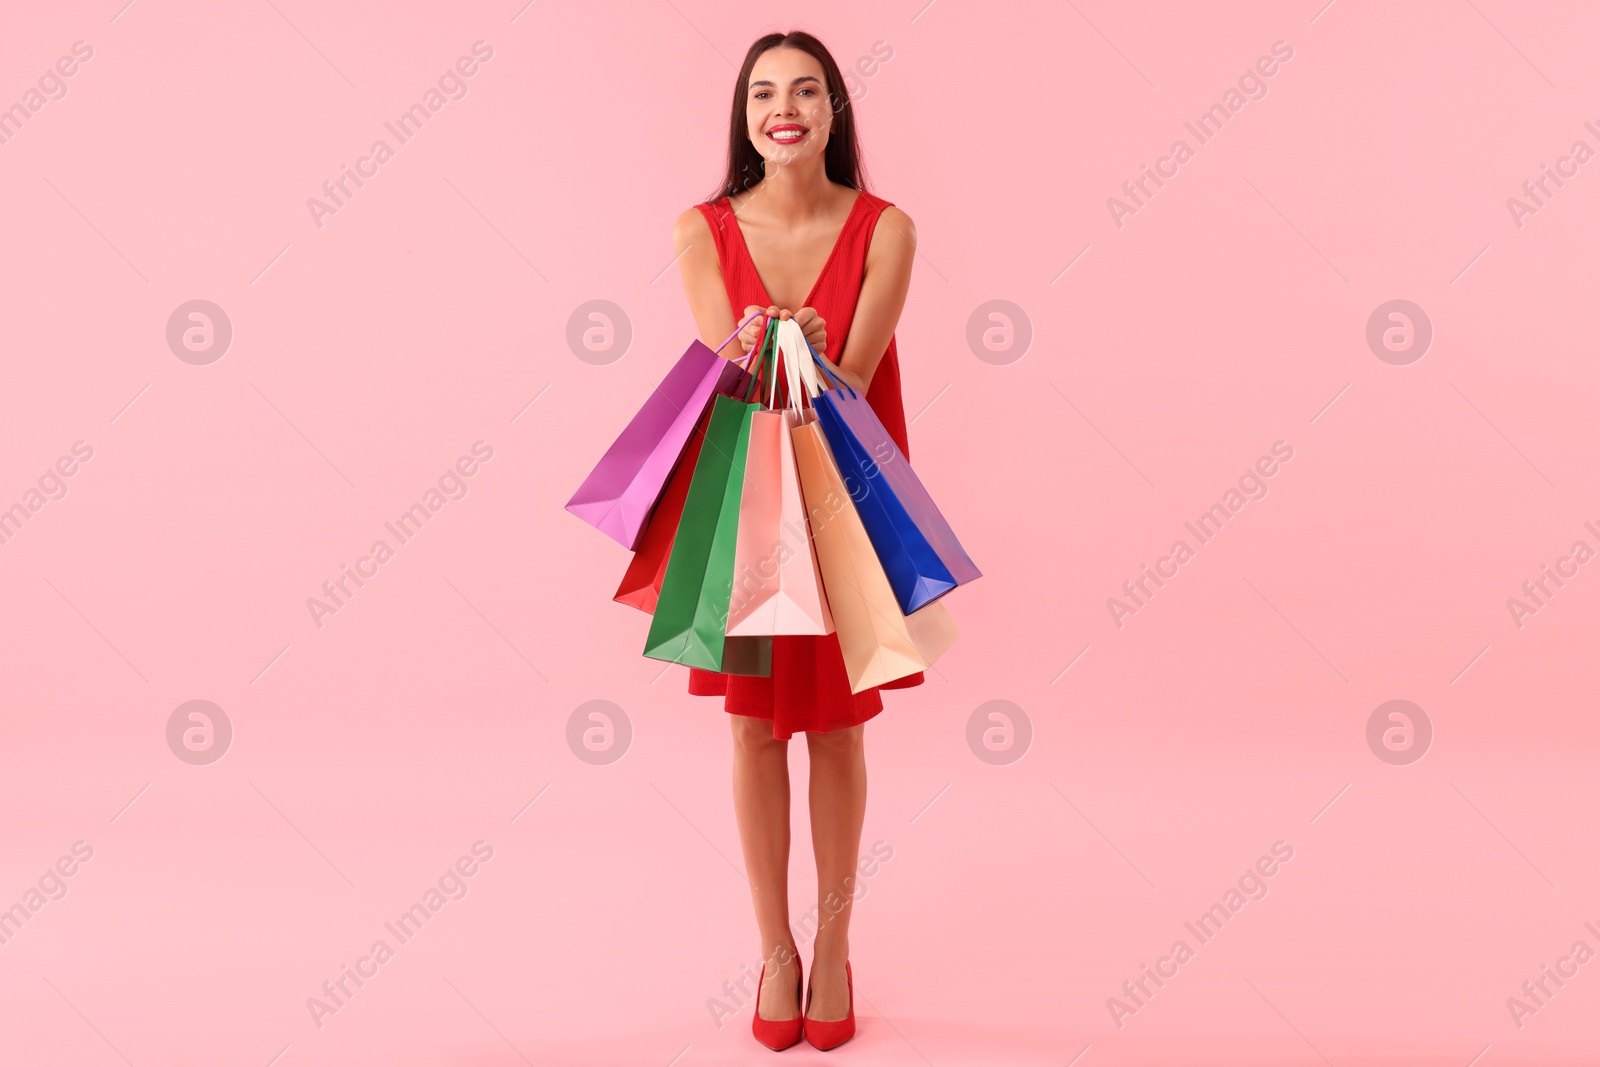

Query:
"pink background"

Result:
[[3, 1, 1598, 1063]]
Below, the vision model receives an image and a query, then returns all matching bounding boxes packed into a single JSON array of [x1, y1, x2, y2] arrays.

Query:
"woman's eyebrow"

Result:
[[749, 75, 823, 89]]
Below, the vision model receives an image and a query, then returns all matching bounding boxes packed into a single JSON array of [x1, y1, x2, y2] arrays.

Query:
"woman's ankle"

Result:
[[763, 940, 800, 970], [809, 936, 849, 968]]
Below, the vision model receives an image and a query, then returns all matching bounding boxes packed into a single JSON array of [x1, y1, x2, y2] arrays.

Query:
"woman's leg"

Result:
[[730, 713, 800, 1020], [804, 722, 866, 1021]]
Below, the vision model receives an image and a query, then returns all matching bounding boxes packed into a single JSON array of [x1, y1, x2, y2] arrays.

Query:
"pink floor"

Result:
[[4, 1, 1600, 1063]]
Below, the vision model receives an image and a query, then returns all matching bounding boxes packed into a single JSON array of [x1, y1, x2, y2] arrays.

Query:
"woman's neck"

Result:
[[749, 155, 835, 220]]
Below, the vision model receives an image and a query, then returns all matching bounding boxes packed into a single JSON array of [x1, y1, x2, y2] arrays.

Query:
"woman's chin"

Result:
[[759, 145, 821, 170]]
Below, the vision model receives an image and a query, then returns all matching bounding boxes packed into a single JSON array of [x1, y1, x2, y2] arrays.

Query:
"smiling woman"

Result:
[[668, 29, 922, 1053]]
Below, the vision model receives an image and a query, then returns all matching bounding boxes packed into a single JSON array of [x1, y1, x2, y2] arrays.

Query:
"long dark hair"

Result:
[[707, 31, 868, 203]]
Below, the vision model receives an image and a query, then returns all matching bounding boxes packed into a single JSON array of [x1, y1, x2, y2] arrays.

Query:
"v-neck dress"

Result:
[[686, 188, 924, 739]]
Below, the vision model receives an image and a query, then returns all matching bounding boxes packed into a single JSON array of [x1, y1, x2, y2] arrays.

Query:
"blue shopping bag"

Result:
[[801, 342, 961, 615]]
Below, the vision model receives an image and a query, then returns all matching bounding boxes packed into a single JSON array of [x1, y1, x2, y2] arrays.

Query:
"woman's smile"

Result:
[[767, 123, 808, 144]]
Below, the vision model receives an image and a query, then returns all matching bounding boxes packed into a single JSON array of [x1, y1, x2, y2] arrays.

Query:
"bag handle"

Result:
[[767, 318, 784, 410], [785, 319, 825, 401], [788, 324, 858, 400], [716, 309, 763, 364], [741, 315, 778, 403], [775, 318, 813, 415]]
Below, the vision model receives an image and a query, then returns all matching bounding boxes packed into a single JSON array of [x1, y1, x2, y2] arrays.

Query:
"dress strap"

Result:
[[694, 199, 736, 264]]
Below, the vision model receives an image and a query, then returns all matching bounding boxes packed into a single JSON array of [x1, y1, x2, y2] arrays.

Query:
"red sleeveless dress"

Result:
[[687, 189, 924, 739]]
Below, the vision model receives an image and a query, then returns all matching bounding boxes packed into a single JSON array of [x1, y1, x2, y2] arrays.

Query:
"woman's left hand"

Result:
[[790, 307, 827, 356]]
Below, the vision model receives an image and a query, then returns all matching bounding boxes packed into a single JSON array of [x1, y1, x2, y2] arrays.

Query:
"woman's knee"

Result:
[[730, 713, 786, 755], [806, 723, 864, 757]]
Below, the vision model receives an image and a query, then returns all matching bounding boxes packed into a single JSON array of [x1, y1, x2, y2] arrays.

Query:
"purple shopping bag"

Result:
[[566, 315, 760, 550]]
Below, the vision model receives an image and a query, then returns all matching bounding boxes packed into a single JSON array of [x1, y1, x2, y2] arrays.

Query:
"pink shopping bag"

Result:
[[726, 321, 834, 637]]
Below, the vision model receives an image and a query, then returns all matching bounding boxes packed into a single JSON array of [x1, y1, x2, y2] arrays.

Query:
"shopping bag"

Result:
[[566, 316, 759, 550], [612, 403, 712, 614], [643, 322, 776, 673], [797, 327, 975, 614], [820, 384, 981, 589], [790, 402, 958, 694], [725, 321, 834, 637]]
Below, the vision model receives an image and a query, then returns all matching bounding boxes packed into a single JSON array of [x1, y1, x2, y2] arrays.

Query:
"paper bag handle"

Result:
[[795, 329, 858, 399], [775, 318, 815, 414], [741, 314, 781, 403], [716, 309, 763, 361]]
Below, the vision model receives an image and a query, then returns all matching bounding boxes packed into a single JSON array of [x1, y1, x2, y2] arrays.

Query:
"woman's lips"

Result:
[[767, 125, 808, 144]]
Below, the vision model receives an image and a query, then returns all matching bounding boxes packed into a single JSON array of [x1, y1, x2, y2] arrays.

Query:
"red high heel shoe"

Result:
[[803, 959, 855, 1050], [751, 951, 804, 1051]]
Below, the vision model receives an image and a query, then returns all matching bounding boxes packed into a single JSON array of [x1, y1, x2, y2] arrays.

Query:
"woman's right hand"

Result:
[[738, 305, 790, 353]]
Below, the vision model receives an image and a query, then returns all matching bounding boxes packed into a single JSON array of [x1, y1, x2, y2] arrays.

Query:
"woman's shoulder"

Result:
[[857, 187, 921, 238], [676, 198, 724, 225], [862, 195, 915, 258], [672, 201, 721, 251], [856, 189, 911, 227]]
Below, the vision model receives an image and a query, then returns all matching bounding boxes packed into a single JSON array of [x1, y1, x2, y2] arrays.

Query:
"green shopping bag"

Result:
[[643, 323, 776, 674]]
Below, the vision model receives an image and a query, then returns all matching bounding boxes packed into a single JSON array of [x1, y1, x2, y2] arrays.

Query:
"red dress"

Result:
[[687, 189, 924, 739]]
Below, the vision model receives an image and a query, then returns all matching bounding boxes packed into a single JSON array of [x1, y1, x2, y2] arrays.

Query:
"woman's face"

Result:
[[745, 47, 833, 168]]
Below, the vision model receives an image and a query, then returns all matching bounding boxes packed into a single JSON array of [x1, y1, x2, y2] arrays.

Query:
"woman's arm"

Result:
[[830, 205, 917, 393], [673, 207, 744, 356], [675, 207, 808, 358]]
